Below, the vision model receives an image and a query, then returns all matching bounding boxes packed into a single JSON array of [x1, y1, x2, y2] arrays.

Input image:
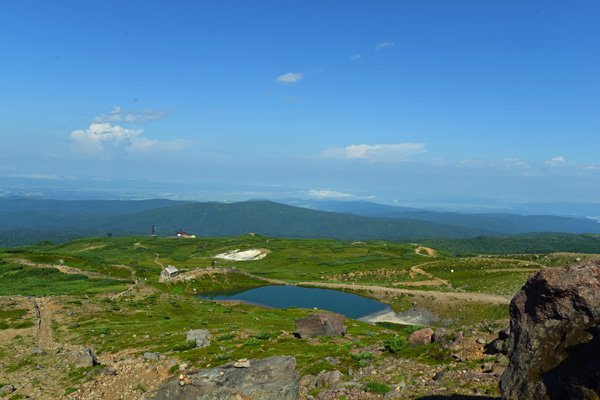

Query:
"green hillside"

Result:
[[0, 200, 496, 246], [423, 233, 600, 255]]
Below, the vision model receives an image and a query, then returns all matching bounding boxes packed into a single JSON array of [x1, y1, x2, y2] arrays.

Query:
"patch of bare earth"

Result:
[[300, 281, 511, 305], [415, 246, 438, 257], [73, 244, 107, 253], [11, 258, 105, 279], [70, 354, 176, 400]]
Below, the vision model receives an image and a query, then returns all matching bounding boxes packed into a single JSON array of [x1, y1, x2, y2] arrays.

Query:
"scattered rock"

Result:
[[485, 325, 511, 355], [186, 329, 211, 348], [316, 390, 336, 400], [316, 370, 343, 388], [408, 328, 433, 346], [433, 371, 445, 381], [0, 385, 16, 395], [294, 313, 346, 339], [300, 374, 317, 390], [154, 356, 300, 400], [233, 358, 251, 368], [498, 327, 510, 340], [476, 338, 486, 345], [86, 367, 117, 377], [484, 337, 507, 355], [143, 352, 161, 361], [432, 328, 448, 344], [73, 349, 99, 367], [500, 260, 600, 400], [496, 354, 508, 365], [482, 362, 493, 373], [324, 356, 340, 365], [432, 328, 463, 348]]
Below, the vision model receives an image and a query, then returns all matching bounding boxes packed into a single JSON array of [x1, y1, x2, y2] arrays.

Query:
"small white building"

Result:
[[176, 230, 196, 239], [161, 265, 179, 279]]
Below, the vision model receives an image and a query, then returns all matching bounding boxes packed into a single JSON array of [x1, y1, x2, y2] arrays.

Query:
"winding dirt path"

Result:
[[13, 259, 105, 279], [408, 265, 449, 286], [299, 281, 511, 305], [153, 253, 164, 268], [30, 297, 55, 350]]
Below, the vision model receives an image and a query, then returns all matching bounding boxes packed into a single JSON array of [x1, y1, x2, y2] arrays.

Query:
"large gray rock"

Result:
[[154, 356, 300, 400], [186, 329, 211, 348], [294, 313, 346, 339], [500, 260, 600, 400], [73, 349, 99, 367]]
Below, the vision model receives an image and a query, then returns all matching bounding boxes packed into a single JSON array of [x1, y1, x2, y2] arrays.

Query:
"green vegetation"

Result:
[[0, 234, 583, 324], [365, 381, 391, 393], [0, 233, 596, 398], [424, 233, 600, 255], [0, 309, 33, 330], [0, 263, 128, 296], [383, 336, 409, 353]]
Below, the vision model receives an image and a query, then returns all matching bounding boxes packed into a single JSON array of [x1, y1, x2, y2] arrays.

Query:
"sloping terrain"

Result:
[[0, 200, 496, 245], [286, 199, 600, 235], [1, 236, 599, 399]]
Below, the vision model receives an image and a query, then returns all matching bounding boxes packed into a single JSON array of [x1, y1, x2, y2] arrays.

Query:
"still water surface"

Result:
[[200, 285, 390, 320]]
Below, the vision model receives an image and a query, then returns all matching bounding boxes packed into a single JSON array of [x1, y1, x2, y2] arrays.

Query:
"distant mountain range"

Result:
[[281, 199, 600, 235], [0, 197, 599, 247]]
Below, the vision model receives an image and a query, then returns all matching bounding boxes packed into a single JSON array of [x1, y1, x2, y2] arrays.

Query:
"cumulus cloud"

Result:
[[308, 189, 376, 200], [322, 143, 427, 162], [375, 41, 395, 50], [545, 155, 567, 167], [349, 54, 361, 60], [70, 108, 181, 157], [276, 72, 303, 84]]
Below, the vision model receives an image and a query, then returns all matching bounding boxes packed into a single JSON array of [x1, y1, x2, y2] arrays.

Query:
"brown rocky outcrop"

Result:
[[500, 260, 600, 400], [294, 313, 346, 339], [408, 328, 433, 346]]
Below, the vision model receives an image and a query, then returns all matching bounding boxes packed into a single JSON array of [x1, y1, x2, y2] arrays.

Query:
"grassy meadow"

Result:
[[0, 234, 597, 398]]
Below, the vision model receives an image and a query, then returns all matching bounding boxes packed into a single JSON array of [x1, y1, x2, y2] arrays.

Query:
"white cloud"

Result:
[[375, 41, 395, 50], [70, 108, 181, 157], [545, 155, 567, 167], [70, 122, 142, 154], [322, 143, 427, 162], [94, 106, 166, 124], [276, 72, 303, 84], [349, 54, 361, 60], [308, 189, 356, 200], [308, 189, 376, 200]]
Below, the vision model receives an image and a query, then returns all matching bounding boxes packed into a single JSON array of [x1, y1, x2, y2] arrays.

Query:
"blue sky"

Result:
[[1, 0, 599, 203]]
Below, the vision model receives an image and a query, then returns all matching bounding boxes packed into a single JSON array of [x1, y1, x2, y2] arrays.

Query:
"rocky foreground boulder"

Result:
[[154, 356, 300, 400], [500, 260, 600, 400], [295, 313, 346, 338]]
